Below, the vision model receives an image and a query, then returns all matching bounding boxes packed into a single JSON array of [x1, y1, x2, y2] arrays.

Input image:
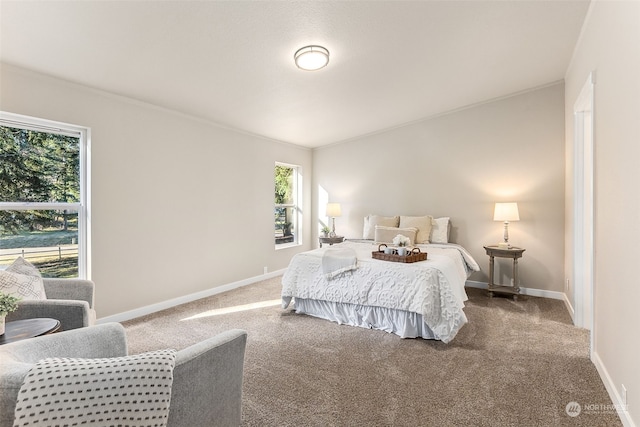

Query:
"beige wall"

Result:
[[2, 7, 637, 419], [565, 0, 640, 423], [313, 83, 566, 293], [0, 63, 313, 318]]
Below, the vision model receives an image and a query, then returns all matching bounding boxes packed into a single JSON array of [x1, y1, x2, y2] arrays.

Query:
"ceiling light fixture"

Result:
[[294, 45, 329, 71]]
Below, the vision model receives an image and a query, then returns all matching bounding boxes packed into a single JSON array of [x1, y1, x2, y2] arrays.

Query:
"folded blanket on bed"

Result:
[[322, 247, 358, 279]]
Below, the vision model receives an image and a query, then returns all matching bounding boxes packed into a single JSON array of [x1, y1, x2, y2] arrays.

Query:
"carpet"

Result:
[[122, 277, 622, 426]]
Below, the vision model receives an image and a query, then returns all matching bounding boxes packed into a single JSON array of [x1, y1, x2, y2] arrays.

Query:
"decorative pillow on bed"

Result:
[[430, 217, 451, 243], [363, 215, 400, 239], [374, 226, 418, 245], [0, 257, 46, 300], [399, 215, 433, 244]]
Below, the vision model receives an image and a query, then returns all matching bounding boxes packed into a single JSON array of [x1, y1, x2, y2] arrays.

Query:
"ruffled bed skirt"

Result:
[[292, 298, 437, 339]]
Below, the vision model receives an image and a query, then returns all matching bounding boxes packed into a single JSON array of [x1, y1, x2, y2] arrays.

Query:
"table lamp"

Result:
[[326, 203, 342, 237], [493, 202, 519, 248]]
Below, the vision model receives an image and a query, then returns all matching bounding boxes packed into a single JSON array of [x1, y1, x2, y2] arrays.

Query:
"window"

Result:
[[275, 163, 301, 246], [0, 112, 90, 278]]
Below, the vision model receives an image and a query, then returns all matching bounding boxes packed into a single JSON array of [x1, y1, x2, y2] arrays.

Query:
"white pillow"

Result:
[[399, 215, 433, 244], [430, 217, 451, 243], [362, 215, 400, 239], [374, 226, 418, 246], [0, 257, 46, 300], [14, 349, 177, 427]]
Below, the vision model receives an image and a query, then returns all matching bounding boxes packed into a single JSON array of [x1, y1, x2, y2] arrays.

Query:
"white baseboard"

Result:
[[103, 278, 568, 324], [102, 278, 563, 324], [465, 280, 566, 301], [97, 269, 286, 324], [592, 351, 635, 426], [563, 292, 575, 322], [467, 280, 577, 322]]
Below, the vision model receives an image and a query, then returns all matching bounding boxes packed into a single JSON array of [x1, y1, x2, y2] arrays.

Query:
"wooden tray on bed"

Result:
[[372, 245, 427, 263]]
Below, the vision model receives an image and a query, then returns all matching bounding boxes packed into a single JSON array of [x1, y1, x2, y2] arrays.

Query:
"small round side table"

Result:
[[0, 318, 61, 345]]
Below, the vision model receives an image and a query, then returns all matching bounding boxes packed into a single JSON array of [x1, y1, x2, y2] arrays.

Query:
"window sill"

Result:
[[275, 242, 301, 250]]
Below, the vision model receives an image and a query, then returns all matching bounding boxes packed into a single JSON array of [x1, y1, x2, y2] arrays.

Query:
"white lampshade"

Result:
[[326, 203, 342, 218], [294, 45, 329, 71], [493, 202, 520, 222]]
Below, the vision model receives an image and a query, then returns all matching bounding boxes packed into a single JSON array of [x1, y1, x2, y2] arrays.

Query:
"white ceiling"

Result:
[[0, 1, 590, 148]]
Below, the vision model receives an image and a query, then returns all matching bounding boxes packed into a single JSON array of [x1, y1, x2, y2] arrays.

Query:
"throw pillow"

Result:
[[13, 349, 177, 427], [399, 215, 433, 244], [0, 257, 46, 300], [374, 226, 418, 246], [430, 217, 451, 243], [6, 256, 43, 278], [362, 215, 400, 239]]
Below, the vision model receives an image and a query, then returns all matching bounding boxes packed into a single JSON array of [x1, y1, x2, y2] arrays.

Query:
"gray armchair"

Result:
[[6, 278, 96, 330], [0, 322, 248, 427]]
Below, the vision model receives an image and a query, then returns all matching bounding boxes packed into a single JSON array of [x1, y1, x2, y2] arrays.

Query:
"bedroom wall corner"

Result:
[[312, 83, 566, 295]]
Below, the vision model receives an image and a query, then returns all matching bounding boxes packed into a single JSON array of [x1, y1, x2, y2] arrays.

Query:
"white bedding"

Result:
[[281, 240, 480, 343]]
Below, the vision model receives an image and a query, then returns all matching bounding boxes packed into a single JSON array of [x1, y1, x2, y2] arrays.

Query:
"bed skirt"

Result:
[[292, 298, 437, 340]]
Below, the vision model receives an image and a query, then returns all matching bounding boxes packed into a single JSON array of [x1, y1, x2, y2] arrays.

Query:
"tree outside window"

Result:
[[275, 163, 299, 246], [0, 113, 89, 278]]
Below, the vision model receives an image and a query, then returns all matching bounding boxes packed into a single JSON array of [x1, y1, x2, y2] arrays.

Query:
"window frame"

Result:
[[274, 161, 302, 248], [0, 111, 91, 279]]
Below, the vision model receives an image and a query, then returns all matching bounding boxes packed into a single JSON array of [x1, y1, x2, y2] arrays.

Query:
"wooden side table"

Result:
[[483, 245, 526, 300], [319, 236, 344, 248]]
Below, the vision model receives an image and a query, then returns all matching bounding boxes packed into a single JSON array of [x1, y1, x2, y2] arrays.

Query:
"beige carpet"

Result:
[[122, 277, 621, 426]]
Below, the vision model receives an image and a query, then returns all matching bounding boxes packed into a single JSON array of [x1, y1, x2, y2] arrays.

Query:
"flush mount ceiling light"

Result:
[[294, 45, 329, 71]]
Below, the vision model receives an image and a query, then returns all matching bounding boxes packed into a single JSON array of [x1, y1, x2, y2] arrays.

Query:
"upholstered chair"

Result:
[[6, 278, 96, 330], [0, 322, 248, 427]]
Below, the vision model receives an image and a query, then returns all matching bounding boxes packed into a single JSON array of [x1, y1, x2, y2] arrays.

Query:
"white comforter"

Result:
[[281, 240, 480, 343]]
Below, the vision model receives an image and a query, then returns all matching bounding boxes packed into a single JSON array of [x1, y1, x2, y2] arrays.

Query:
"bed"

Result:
[[281, 239, 480, 343]]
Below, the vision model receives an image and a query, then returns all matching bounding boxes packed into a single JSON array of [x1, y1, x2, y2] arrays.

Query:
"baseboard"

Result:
[[467, 280, 576, 321], [102, 278, 564, 323], [563, 292, 576, 322], [465, 280, 565, 301], [97, 269, 286, 324], [103, 278, 561, 324], [592, 351, 635, 426]]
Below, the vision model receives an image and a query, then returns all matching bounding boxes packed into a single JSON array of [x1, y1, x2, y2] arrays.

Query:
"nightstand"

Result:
[[483, 245, 526, 300], [319, 236, 344, 248]]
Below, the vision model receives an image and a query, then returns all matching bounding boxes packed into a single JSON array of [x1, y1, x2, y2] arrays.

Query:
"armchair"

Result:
[[0, 322, 248, 427], [5, 278, 96, 330]]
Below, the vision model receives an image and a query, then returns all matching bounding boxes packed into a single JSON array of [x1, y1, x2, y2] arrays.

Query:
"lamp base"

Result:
[[497, 242, 511, 249]]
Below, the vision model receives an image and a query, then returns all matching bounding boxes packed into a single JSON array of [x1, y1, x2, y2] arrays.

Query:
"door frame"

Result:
[[572, 72, 595, 355]]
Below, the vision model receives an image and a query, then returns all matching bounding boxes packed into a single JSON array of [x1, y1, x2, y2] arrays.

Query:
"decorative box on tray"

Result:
[[372, 244, 427, 263]]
